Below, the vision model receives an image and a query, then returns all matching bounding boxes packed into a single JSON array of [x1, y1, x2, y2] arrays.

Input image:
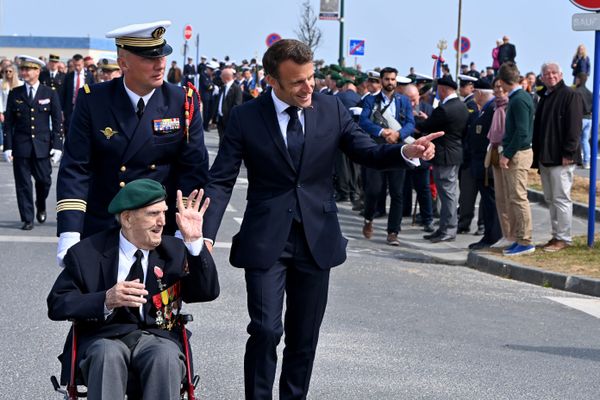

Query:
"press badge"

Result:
[[153, 118, 180, 133]]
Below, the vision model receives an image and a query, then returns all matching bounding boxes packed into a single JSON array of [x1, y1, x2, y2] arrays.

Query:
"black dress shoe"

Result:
[[457, 227, 470, 234], [423, 223, 435, 233], [21, 222, 33, 230], [36, 210, 47, 223], [468, 241, 492, 250], [423, 230, 442, 240], [430, 234, 456, 243], [474, 225, 485, 236]]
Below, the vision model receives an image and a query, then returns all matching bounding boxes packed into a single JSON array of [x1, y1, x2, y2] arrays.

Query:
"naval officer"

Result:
[[56, 20, 210, 266]]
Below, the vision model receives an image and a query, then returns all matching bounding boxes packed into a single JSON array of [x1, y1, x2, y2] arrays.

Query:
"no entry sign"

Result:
[[571, 0, 600, 11], [183, 24, 193, 41]]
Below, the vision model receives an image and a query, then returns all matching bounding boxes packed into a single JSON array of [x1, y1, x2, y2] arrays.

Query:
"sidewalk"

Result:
[[340, 192, 600, 297]]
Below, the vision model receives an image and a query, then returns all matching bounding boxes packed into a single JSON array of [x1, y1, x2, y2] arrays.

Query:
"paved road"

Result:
[[2, 133, 600, 399]]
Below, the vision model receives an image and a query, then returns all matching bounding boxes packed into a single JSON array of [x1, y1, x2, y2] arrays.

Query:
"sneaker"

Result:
[[491, 237, 512, 248], [502, 242, 519, 254], [387, 232, 400, 246], [543, 239, 569, 253], [503, 244, 535, 256], [362, 220, 374, 239]]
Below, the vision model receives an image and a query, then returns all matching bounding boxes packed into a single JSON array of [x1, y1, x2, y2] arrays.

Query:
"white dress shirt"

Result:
[[271, 89, 305, 146], [123, 78, 155, 112], [25, 81, 40, 100]]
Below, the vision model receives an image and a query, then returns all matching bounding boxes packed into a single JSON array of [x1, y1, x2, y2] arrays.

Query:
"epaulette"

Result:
[[83, 84, 91, 94]]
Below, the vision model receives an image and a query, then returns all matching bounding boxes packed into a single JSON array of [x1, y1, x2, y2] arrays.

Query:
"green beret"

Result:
[[330, 71, 342, 81], [335, 79, 346, 88], [314, 71, 325, 79], [342, 67, 358, 76], [354, 73, 367, 85], [108, 178, 167, 214], [329, 64, 342, 73]]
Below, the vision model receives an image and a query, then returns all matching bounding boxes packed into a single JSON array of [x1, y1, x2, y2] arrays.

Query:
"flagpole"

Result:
[[456, 0, 462, 79]]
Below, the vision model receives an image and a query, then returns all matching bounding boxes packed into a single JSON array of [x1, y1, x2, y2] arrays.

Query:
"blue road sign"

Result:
[[348, 39, 365, 56], [266, 33, 282, 47]]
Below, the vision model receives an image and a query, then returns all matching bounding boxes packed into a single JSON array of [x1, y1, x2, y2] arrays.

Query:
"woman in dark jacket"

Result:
[[571, 44, 590, 84]]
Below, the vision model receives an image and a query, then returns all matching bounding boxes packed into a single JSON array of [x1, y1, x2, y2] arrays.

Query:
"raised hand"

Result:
[[175, 188, 210, 243]]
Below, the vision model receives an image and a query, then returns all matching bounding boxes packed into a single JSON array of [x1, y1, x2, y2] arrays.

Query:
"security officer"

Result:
[[56, 20, 210, 266], [98, 57, 121, 82], [39, 54, 66, 95], [3, 55, 63, 230]]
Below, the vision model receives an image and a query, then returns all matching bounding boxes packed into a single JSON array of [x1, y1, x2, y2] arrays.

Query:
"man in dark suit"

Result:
[[3, 56, 63, 230], [61, 53, 94, 134], [56, 21, 210, 267], [416, 75, 469, 242], [203, 39, 441, 400], [48, 179, 219, 400], [216, 67, 243, 141], [465, 80, 502, 249], [198, 61, 217, 131], [39, 53, 66, 94], [183, 57, 196, 86], [498, 35, 517, 65]]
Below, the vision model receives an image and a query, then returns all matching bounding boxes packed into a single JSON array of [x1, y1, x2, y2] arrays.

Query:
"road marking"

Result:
[[0, 235, 57, 243], [226, 204, 238, 212], [215, 242, 232, 249], [546, 296, 600, 319], [234, 217, 243, 225]]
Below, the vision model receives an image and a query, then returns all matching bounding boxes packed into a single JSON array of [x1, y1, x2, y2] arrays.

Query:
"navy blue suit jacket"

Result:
[[57, 78, 210, 237], [3, 84, 63, 158], [203, 90, 411, 270], [359, 92, 415, 140], [61, 70, 94, 124]]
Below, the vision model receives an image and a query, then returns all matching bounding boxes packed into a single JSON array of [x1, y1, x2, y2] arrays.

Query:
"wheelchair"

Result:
[[50, 314, 200, 400]]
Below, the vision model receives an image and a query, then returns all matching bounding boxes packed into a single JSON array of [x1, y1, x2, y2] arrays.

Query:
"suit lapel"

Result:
[[122, 84, 168, 163], [300, 100, 318, 176], [258, 91, 295, 171], [100, 230, 120, 289], [109, 78, 137, 140]]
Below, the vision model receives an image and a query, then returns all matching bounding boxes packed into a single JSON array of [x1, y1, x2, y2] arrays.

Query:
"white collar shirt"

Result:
[[123, 79, 155, 112], [271, 89, 305, 146]]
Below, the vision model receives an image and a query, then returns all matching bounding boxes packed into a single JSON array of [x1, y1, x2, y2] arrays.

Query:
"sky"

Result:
[[0, 0, 597, 81]]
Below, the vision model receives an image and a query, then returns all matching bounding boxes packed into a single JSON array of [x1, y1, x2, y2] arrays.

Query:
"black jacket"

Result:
[[416, 96, 469, 166], [532, 80, 583, 167]]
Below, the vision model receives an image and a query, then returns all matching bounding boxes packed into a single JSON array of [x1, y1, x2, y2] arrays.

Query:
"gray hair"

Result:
[[541, 62, 562, 75]]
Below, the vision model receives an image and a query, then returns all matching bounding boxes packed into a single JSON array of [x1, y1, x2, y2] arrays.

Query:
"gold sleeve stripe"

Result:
[[56, 199, 87, 212]]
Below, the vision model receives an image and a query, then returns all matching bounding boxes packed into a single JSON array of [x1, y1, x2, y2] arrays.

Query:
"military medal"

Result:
[[100, 127, 118, 139], [153, 266, 166, 326]]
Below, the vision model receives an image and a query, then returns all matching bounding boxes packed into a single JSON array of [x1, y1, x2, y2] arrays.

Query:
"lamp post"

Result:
[[338, 0, 345, 67], [455, 0, 463, 79]]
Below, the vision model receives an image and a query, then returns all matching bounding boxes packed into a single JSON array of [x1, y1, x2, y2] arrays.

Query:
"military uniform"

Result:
[[4, 57, 63, 229], [56, 21, 210, 247], [56, 76, 210, 238], [39, 70, 65, 94]]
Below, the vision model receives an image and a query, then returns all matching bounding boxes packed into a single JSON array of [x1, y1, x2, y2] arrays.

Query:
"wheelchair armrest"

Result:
[[180, 313, 193, 324]]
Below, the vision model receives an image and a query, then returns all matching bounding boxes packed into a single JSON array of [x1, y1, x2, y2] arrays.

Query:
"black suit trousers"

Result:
[[13, 155, 51, 222], [244, 222, 330, 400]]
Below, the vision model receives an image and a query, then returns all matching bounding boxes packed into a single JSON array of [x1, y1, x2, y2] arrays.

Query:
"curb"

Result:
[[467, 251, 600, 297], [528, 189, 600, 222]]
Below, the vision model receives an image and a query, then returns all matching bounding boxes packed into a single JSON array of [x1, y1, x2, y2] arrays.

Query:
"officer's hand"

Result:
[[385, 131, 400, 144], [3, 150, 12, 164], [204, 240, 214, 253], [499, 155, 510, 169], [105, 280, 148, 310], [51, 149, 62, 165]]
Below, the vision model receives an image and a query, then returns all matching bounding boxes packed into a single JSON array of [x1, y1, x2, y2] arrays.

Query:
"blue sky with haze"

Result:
[[1, 0, 596, 80]]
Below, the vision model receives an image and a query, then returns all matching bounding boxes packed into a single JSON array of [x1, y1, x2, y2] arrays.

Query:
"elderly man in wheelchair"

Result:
[[47, 179, 219, 400]]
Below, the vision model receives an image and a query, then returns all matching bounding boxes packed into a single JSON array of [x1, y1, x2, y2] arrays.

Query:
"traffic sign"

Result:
[[183, 24, 193, 41], [266, 33, 282, 47], [453, 36, 471, 53], [573, 12, 600, 30], [348, 39, 365, 56], [570, 0, 600, 11]]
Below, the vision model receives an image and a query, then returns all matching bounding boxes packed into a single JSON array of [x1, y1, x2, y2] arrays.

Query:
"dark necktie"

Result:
[[136, 98, 145, 119], [126, 250, 144, 320], [28, 86, 34, 102], [284, 106, 304, 171]]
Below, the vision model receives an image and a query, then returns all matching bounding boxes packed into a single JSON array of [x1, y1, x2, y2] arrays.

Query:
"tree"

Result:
[[295, 0, 322, 53]]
